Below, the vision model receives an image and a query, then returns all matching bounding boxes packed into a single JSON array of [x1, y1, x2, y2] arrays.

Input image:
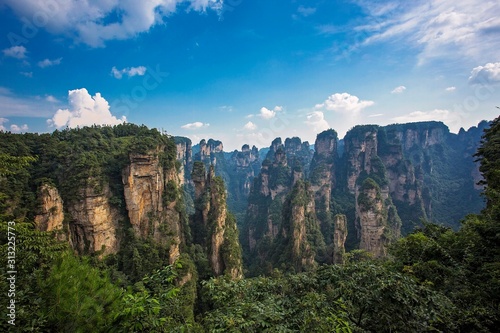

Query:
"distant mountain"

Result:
[[0, 120, 489, 279]]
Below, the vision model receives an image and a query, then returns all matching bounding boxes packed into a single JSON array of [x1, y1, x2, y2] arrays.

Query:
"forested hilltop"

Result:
[[1, 118, 499, 332]]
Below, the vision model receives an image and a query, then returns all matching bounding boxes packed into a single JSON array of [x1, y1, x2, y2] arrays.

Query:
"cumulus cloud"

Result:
[[38, 57, 62, 68], [111, 66, 147, 79], [0, 118, 28, 133], [259, 106, 283, 119], [3, 0, 224, 47], [181, 122, 210, 130], [3, 46, 27, 59], [391, 85, 406, 94], [243, 121, 257, 131], [10, 124, 29, 133], [47, 88, 126, 128], [445, 86, 456, 92], [315, 92, 374, 113], [469, 62, 500, 84], [305, 111, 329, 133], [392, 109, 463, 132], [259, 107, 275, 119], [357, 0, 500, 64]]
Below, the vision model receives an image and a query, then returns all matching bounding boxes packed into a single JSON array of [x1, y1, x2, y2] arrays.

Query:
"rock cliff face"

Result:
[[341, 125, 422, 249], [195, 139, 223, 167], [384, 121, 484, 228], [17, 120, 486, 278], [356, 179, 391, 257], [122, 150, 183, 263], [225, 144, 261, 218], [275, 180, 323, 272], [35, 183, 65, 233], [333, 214, 347, 264], [244, 140, 292, 255], [174, 137, 192, 185], [192, 162, 243, 278], [309, 129, 338, 243], [67, 181, 120, 256]]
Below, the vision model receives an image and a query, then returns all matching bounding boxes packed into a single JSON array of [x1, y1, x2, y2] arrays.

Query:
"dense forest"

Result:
[[1, 117, 499, 332]]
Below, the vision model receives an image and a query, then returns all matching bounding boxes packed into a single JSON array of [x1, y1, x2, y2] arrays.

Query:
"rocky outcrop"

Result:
[[174, 136, 192, 185], [227, 144, 261, 200], [284, 137, 314, 174], [192, 162, 243, 278], [35, 183, 65, 233], [356, 179, 387, 257], [355, 178, 401, 258], [67, 181, 120, 256], [333, 214, 347, 264], [244, 142, 292, 253], [122, 150, 183, 263], [195, 139, 223, 167], [309, 129, 338, 243], [344, 126, 379, 193], [275, 180, 323, 272]]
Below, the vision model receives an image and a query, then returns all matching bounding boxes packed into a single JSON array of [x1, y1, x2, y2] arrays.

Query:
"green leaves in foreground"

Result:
[[201, 261, 454, 333], [201, 273, 352, 333]]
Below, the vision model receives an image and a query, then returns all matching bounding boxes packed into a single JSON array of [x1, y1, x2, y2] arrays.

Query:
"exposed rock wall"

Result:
[[192, 162, 243, 278], [356, 179, 387, 257], [333, 214, 347, 264], [174, 137, 192, 185], [122, 151, 183, 263], [227, 144, 261, 200], [195, 139, 223, 167], [309, 129, 338, 243], [67, 181, 120, 256], [34, 183, 65, 233], [277, 180, 321, 272]]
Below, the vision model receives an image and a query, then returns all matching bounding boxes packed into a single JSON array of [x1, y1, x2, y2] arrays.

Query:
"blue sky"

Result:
[[1, 0, 499, 150]]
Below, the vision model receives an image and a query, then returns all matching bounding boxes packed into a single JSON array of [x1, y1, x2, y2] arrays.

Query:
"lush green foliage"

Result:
[[201, 272, 352, 332], [1, 120, 498, 332]]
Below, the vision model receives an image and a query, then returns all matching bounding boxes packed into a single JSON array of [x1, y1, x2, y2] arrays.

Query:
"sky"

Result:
[[0, 0, 499, 151]]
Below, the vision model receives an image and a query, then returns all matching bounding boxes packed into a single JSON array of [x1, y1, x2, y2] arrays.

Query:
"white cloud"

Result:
[[38, 57, 62, 68], [315, 92, 374, 113], [368, 113, 384, 117], [391, 85, 406, 94], [469, 62, 500, 84], [316, 24, 340, 35], [305, 111, 329, 133], [243, 121, 257, 131], [358, 0, 500, 64], [0, 118, 8, 131], [45, 95, 59, 103], [10, 124, 29, 133], [0, 88, 54, 117], [3, 1, 224, 47], [0, 118, 28, 133], [392, 109, 463, 132], [445, 86, 456, 92], [47, 88, 126, 128], [181, 122, 210, 130], [259, 106, 283, 119], [218, 105, 233, 112], [111, 66, 147, 79], [20, 72, 33, 78], [3, 46, 27, 59], [297, 6, 316, 17]]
